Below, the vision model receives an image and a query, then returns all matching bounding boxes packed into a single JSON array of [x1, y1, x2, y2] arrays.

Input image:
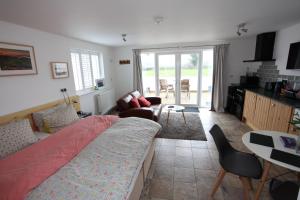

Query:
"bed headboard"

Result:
[[0, 96, 80, 130]]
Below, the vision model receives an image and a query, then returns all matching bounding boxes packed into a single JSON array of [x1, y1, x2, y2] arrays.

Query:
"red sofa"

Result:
[[116, 91, 162, 121]]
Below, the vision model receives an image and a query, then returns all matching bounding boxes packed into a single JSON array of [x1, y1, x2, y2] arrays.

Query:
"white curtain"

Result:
[[211, 44, 226, 112], [132, 49, 144, 95]]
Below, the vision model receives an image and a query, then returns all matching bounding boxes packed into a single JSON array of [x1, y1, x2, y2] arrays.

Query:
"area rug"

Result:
[[157, 111, 207, 141], [176, 106, 200, 113]]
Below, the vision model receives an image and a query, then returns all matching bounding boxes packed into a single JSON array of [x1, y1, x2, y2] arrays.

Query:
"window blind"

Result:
[[70, 51, 104, 91]]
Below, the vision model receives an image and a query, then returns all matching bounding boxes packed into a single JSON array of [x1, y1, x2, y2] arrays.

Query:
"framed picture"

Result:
[[51, 62, 69, 79], [0, 42, 37, 76]]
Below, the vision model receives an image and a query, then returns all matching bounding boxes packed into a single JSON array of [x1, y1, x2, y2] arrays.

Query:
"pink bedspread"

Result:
[[0, 115, 118, 200]]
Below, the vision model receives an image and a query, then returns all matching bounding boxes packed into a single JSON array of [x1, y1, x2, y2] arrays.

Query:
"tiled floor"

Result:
[[140, 108, 298, 200]]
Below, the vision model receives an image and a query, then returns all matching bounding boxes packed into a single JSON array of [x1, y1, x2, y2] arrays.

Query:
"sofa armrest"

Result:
[[145, 97, 161, 105], [119, 107, 154, 120]]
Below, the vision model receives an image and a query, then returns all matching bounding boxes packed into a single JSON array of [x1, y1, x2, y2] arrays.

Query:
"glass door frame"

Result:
[[141, 47, 213, 106], [155, 53, 177, 105]]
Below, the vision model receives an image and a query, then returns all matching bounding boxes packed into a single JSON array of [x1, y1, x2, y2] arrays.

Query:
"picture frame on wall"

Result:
[[0, 42, 37, 76], [51, 62, 69, 79]]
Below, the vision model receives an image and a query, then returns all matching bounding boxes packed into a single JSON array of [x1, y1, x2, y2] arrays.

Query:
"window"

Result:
[[70, 50, 104, 91]]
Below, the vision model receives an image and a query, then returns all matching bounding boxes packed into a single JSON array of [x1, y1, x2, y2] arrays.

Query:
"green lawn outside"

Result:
[[143, 67, 210, 77]]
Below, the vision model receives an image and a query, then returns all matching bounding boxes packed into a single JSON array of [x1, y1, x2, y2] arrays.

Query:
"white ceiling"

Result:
[[1, 0, 300, 47]]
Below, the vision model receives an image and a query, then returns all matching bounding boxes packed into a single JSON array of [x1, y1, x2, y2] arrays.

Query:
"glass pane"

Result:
[[181, 53, 198, 105], [158, 54, 176, 104], [91, 54, 100, 84], [201, 49, 213, 107], [71, 53, 83, 91], [81, 54, 93, 88], [141, 53, 155, 97]]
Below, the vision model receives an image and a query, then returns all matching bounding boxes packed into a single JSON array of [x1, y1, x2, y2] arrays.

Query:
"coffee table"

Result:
[[165, 105, 186, 125]]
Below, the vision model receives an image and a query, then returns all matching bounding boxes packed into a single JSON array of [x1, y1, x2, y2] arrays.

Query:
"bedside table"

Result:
[[77, 111, 92, 118]]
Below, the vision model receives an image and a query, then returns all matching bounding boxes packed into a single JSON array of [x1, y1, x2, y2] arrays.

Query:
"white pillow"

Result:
[[43, 105, 79, 133], [0, 119, 38, 159], [32, 104, 66, 131]]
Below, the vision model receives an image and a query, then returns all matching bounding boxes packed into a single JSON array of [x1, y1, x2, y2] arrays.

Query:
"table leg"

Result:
[[254, 161, 272, 200], [181, 111, 186, 124], [166, 110, 170, 126]]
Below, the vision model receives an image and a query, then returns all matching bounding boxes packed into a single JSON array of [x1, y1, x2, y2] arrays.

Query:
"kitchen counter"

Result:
[[246, 88, 300, 108]]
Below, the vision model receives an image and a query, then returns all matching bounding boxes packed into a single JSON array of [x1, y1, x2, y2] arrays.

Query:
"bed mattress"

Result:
[[26, 117, 161, 200]]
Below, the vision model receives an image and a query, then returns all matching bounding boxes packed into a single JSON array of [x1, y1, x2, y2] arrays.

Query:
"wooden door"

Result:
[[266, 100, 292, 132], [253, 95, 271, 130], [243, 91, 257, 124]]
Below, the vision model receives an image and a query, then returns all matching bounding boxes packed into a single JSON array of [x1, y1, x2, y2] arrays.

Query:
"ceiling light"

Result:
[[122, 34, 127, 42], [236, 23, 248, 36], [154, 16, 164, 25]]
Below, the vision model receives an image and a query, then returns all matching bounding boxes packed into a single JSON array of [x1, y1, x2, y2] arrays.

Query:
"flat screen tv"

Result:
[[286, 41, 300, 69]]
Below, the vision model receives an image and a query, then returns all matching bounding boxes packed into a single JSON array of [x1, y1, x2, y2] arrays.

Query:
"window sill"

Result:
[[76, 89, 96, 96], [76, 87, 105, 96]]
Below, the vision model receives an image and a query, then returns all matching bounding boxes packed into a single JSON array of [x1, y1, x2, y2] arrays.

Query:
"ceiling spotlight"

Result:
[[122, 34, 127, 42], [154, 16, 164, 24], [236, 23, 248, 36]]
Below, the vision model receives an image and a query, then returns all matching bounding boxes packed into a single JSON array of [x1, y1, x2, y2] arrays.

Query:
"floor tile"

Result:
[[149, 179, 173, 200], [153, 164, 174, 182], [176, 140, 191, 148], [174, 167, 196, 183], [193, 157, 214, 170], [174, 156, 194, 168], [190, 140, 208, 149], [173, 182, 198, 200], [175, 147, 193, 157]]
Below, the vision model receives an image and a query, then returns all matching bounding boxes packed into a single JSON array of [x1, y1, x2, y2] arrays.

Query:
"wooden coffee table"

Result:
[[165, 105, 186, 125]]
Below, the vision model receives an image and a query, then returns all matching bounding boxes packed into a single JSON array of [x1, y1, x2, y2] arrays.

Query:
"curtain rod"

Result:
[[134, 43, 230, 51]]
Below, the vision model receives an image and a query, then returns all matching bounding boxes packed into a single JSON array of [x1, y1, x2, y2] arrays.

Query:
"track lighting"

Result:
[[236, 23, 248, 36]]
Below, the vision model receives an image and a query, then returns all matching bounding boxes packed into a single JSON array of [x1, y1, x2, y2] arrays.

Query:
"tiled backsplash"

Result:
[[256, 61, 300, 88]]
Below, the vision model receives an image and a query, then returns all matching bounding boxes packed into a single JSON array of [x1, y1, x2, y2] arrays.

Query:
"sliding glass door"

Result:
[[180, 53, 199, 105], [141, 49, 213, 107], [158, 54, 176, 104]]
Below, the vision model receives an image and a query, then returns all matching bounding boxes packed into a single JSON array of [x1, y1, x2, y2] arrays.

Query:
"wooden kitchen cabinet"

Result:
[[253, 95, 271, 130], [266, 100, 293, 132], [243, 90, 293, 132], [243, 91, 257, 125]]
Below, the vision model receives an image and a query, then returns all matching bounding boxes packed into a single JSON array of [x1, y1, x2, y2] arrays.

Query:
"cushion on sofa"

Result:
[[138, 96, 151, 107], [130, 90, 142, 98], [117, 94, 133, 111], [150, 104, 163, 121], [129, 97, 141, 108], [0, 119, 38, 159]]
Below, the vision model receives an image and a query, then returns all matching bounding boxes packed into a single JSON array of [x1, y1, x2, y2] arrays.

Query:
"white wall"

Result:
[[223, 36, 257, 101], [113, 47, 134, 99], [274, 22, 300, 76], [0, 21, 115, 115]]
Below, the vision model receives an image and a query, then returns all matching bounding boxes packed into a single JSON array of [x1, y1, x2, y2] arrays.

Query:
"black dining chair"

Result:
[[209, 124, 263, 200]]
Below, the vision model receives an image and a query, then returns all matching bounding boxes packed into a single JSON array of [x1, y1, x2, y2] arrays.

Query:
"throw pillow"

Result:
[[129, 97, 141, 108], [0, 119, 38, 159], [138, 96, 151, 107]]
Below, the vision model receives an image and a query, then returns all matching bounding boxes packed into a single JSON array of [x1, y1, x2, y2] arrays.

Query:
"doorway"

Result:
[[141, 49, 213, 107]]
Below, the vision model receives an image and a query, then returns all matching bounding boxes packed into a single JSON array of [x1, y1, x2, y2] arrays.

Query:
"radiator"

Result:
[[96, 89, 115, 114]]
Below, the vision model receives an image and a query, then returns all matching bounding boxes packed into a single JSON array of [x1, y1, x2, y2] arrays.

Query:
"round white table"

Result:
[[164, 105, 186, 125], [242, 130, 300, 200]]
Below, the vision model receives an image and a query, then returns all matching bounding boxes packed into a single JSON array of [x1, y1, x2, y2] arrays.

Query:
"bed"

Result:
[[0, 97, 161, 200]]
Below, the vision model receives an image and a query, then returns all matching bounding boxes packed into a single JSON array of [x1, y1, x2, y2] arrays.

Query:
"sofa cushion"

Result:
[[117, 94, 133, 111], [130, 91, 142, 98], [138, 96, 151, 107], [129, 97, 141, 108], [150, 104, 162, 122]]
